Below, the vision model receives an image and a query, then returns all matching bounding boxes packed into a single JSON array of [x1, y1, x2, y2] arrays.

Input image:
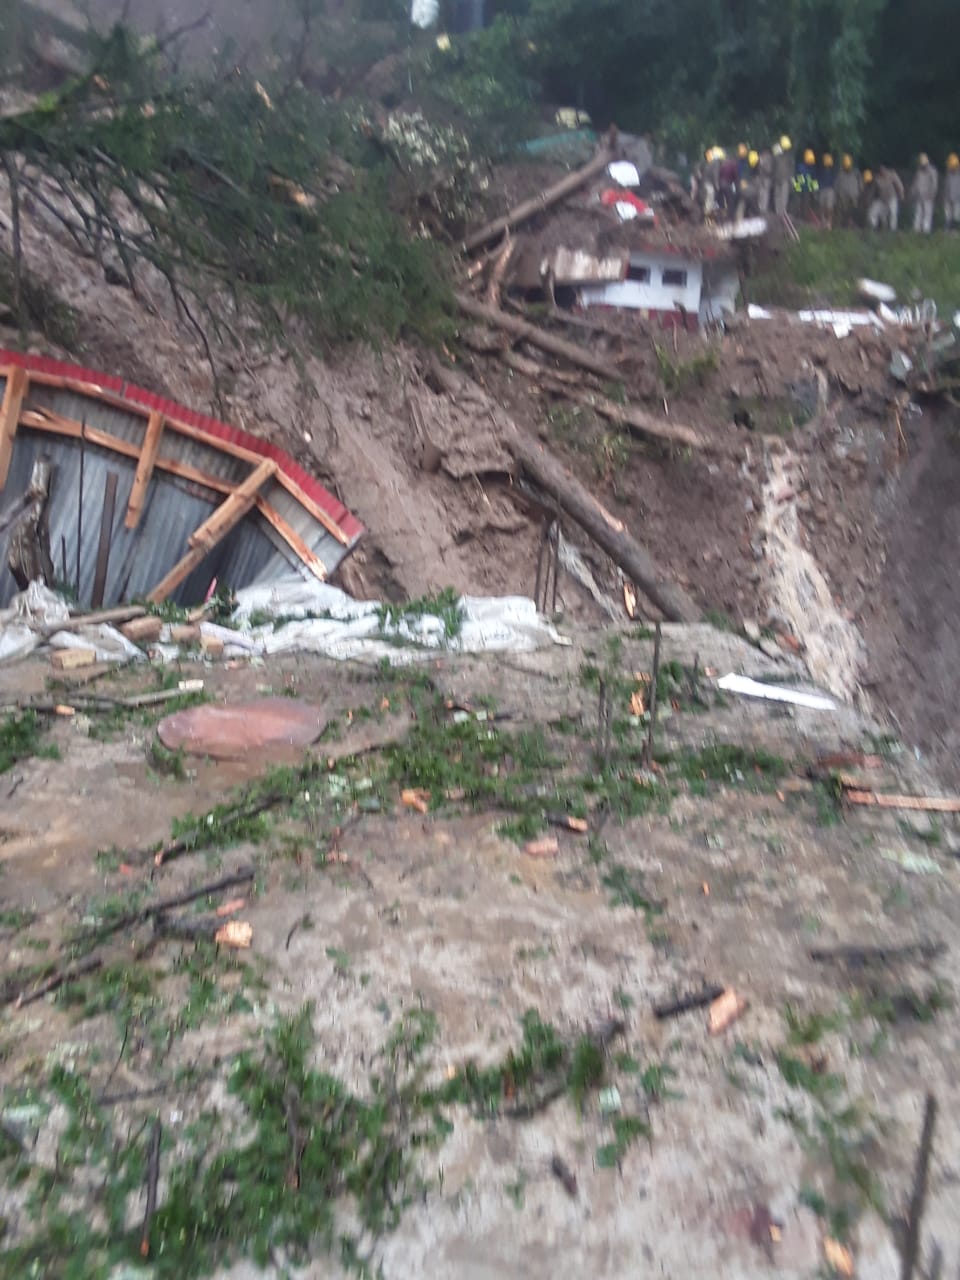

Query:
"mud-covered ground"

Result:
[[1, 626, 959, 1277]]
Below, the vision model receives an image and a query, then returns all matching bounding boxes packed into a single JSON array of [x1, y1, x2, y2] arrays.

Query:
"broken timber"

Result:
[[125, 410, 164, 530], [147, 458, 277, 602], [503, 351, 708, 451], [428, 358, 700, 623], [463, 146, 613, 254], [844, 789, 960, 814], [0, 365, 27, 488], [456, 293, 619, 382]]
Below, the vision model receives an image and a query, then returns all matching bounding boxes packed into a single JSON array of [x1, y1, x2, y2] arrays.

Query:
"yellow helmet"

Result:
[[803, 148, 815, 165], [863, 169, 874, 184], [842, 153, 853, 171], [823, 153, 834, 167], [780, 135, 792, 151], [738, 142, 748, 159], [714, 146, 726, 160], [919, 152, 930, 166], [748, 149, 759, 168], [948, 153, 960, 171]]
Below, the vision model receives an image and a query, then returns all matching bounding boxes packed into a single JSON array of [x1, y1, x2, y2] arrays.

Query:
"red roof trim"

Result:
[[0, 350, 364, 544]]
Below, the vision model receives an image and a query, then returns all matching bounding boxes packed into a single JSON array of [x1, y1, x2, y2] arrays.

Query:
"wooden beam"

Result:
[[844, 789, 960, 814], [91, 472, 119, 608], [10, 369, 355, 544], [124, 411, 165, 529], [147, 458, 277, 604], [20, 409, 234, 497], [255, 496, 327, 581], [0, 366, 28, 489], [188, 458, 276, 552]]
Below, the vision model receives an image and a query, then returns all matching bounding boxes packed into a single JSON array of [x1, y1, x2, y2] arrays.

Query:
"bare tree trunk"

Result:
[[8, 458, 55, 590], [455, 293, 619, 381]]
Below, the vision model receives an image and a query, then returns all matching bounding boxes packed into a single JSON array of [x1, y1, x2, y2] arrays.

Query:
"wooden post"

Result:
[[91, 471, 119, 608], [146, 458, 276, 604], [0, 366, 28, 489], [125, 411, 164, 529]]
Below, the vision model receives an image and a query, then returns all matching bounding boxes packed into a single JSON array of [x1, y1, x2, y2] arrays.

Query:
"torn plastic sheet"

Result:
[[226, 579, 567, 664], [47, 626, 143, 664], [716, 673, 838, 711], [607, 160, 640, 188], [0, 582, 71, 662]]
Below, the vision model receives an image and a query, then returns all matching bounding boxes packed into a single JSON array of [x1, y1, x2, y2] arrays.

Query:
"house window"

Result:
[[662, 267, 688, 287], [627, 263, 651, 283]]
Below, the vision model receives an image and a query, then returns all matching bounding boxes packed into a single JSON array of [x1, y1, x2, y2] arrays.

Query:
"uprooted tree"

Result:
[[0, 21, 459, 389]]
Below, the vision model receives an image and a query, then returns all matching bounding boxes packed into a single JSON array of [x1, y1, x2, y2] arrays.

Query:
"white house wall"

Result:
[[579, 254, 703, 314]]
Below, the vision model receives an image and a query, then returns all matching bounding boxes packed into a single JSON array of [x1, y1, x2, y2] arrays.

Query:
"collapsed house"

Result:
[[0, 353, 363, 610], [502, 155, 760, 330]]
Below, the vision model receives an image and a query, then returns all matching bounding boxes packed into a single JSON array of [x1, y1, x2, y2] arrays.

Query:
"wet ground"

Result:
[[2, 626, 959, 1278]]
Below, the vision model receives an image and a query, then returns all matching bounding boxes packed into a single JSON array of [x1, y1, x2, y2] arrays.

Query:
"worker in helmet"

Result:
[[818, 153, 836, 227], [718, 149, 740, 219], [736, 142, 750, 180], [868, 166, 904, 231], [910, 152, 939, 233], [835, 154, 862, 227], [773, 135, 795, 216], [701, 146, 722, 218], [943, 153, 960, 229], [794, 147, 819, 218], [735, 150, 762, 223]]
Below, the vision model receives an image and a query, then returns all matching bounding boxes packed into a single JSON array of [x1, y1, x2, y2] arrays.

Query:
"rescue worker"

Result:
[[702, 147, 722, 218], [718, 150, 740, 219], [910, 153, 939, 233], [869, 166, 904, 231], [735, 150, 761, 223], [736, 142, 750, 180], [794, 148, 819, 219], [861, 169, 875, 226], [773, 135, 795, 216], [757, 147, 774, 214], [943, 153, 960, 229], [818, 153, 836, 227], [835, 154, 861, 228]]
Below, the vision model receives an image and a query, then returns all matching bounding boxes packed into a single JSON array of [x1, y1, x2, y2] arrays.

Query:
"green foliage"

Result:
[[0, 710, 59, 774], [377, 587, 465, 642], [596, 1115, 652, 1168], [751, 228, 960, 316]]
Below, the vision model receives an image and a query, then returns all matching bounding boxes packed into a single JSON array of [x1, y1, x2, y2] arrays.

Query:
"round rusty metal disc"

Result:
[[158, 698, 325, 760]]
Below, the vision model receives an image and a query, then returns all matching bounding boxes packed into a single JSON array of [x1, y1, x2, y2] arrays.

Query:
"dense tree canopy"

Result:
[[437, 0, 958, 166]]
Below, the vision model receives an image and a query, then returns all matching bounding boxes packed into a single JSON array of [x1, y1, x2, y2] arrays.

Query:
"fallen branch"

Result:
[[503, 350, 710, 451], [808, 941, 945, 968], [901, 1094, 937, 1280], [653, 983, 725, 1020], [140, 1118, 162, 1258], [40, 605, 146, 638], [844, 789, 960, 814], [463, 146, 612, 254], [455, 293, 619, 382], [430, 358, 701, 623], [78, 866, 256, 945], [13, 955, 102, 1008], [486, 234, 515, 308]]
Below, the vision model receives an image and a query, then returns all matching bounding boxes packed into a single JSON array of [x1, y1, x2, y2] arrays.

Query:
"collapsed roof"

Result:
[[0, 352, 363, 609]]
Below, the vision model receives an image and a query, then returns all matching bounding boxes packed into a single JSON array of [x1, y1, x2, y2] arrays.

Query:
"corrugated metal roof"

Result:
[[0, 354, 363, 609]]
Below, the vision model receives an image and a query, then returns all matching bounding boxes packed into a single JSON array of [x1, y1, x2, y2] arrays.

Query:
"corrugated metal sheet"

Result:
[[0, 356, 362, 609]]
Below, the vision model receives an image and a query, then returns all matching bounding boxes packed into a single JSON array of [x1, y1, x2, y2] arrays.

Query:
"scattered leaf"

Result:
[[402, 787, 431, 814], [215, 920, 253, 949], [709, 988, 747, 1035], [823, 1237, 854, 1276], [524, 836, 559, 859], [215, 898, 246, 917]]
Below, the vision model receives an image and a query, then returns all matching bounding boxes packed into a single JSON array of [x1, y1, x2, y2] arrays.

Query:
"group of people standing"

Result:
[[694, 139, 960, 233]]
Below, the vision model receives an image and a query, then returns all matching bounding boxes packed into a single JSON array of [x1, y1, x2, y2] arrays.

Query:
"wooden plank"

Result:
[[15, 371, 355, 544], [91, 472, 119, 608], [40, 604, 146, 638], [50, 647, 98, 671], [254, 497, 327, 581], [845, 789, 960, 814], [188, 458, 276, 552], [125, 411, 165, 530], [147, 459, 277, 604], [0, 366, 28, 489], [20, 410, 234, 497]]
